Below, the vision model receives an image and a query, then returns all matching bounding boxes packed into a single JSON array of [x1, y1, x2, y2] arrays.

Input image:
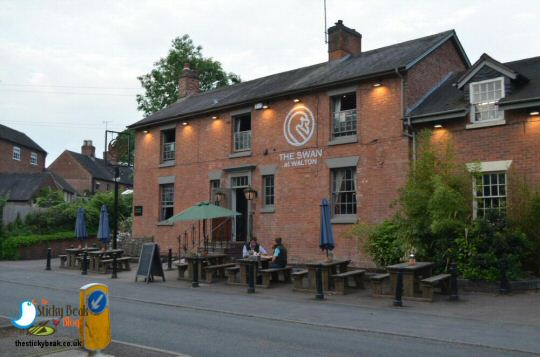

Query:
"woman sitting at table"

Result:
[[242, 237, 268, 258], [270, 237, 287, 268]]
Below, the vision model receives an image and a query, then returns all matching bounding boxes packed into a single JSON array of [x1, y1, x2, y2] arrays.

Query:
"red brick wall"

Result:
[[0, 140, 46, 173], [418, 110, 540, 202], [133, 78, 410, 267], [406, 40, 468, 111], [48, 152, 92, 195]]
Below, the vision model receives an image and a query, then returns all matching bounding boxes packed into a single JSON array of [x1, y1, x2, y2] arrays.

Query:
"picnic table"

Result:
[[305, 259, 351, 291], [63, 247, 100, 269], [87, 249, 125, 273], [387, 261, 434, 297], [236, 256, 272, 285], [185, 253, 229, 282]]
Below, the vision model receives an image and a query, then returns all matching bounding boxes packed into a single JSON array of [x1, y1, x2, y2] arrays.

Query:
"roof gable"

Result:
[[457, 53, 521, 89], [130, 30, 467, 129], [0, 172, 64, 201], [67, 151, 132, 185]]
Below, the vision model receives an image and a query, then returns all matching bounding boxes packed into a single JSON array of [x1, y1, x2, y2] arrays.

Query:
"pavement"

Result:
[[0, 258, 538, 356]]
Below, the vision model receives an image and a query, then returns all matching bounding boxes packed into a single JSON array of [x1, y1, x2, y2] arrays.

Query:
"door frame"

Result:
[[229, 172, 251, 242]]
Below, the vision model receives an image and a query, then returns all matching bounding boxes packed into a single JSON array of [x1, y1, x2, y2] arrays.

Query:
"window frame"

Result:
[[12, 146, 21, 161], [30, 152, 38, 165], [159, 183, 175, 221], [469, 76, 505, 124], [262, 174, 275, 210], [330, 167, 357, 217], [160, 128, 176, 163], [473, 171, 507, 219], [331, 92, 357, 139], [232, 113, 252, 152]]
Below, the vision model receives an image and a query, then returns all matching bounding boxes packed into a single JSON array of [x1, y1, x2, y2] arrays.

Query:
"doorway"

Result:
[[231, 175, 250, 242]]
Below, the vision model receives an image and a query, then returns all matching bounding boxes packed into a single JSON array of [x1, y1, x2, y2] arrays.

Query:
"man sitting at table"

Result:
[[242, 237, 268, 258], [270, 237, 287, 268]]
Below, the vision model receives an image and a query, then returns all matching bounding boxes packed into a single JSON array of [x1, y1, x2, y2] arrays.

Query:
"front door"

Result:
[[231, 175, 250, 242]]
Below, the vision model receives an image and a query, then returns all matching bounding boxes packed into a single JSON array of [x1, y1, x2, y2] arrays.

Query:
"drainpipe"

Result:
[[395, 67, 416, 162]]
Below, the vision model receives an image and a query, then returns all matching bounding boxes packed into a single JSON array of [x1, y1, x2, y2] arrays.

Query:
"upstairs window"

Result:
[[30, 152, 38, 165], [470, 77, 505, 123], [161, 129, 176, 162], [233, 113, 251, 152], [13, 146, 21, 161], [331, 92, 357, 138]]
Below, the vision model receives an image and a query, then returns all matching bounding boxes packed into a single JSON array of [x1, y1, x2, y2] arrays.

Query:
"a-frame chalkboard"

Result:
[[135, 243, 165, 283]]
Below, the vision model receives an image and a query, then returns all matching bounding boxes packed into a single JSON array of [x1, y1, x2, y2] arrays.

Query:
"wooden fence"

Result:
[[2, 203, 48, 225]]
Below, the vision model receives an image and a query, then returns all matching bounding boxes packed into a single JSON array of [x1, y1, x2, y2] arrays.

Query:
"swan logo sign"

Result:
[[283, 105, 315, 147]]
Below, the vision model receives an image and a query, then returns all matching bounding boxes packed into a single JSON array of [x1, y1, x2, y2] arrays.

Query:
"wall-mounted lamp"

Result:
[[143, 129, 149, 134], [530, 111, 539, 116], [373, 82, 382, 87], [293, 98, 301, 103], [254, 102, 265, 110], [262, 104, 269, 109], [182, 122, 189, 126], [211, 116, 218, 120], [434, 124, 443, 128], [214, 191, 225, 206]]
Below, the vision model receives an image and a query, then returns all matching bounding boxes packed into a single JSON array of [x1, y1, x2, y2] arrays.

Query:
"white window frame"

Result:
[[262, 174, 275, 209], [30, 152, 38, 165], [469, 77, 505, 124], [13, 146, 21, 161], [467, 160, 512, 219]]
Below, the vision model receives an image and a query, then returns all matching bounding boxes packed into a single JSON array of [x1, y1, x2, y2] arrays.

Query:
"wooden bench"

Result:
[[292, 269, 308, 291], [58, 255, 68, 268], [226, 266, 240, 284], [174, 261, 189, 280], [259, 267, 292, 288], [370, 273, 390, 296], [116, 257, 131, 271], [204, 263, 236, 283], [331, 269, 366, 295], [421, 274, 451, 302]]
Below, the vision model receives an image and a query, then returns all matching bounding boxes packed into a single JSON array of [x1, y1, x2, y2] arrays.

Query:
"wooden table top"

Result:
[[387, 262, 434, 271], [305, 259, 351, 268], [87, 249, 124, 256], [185, 253, 228, 261], [65, 247, 100, 253], [237, 256, 272, 263]]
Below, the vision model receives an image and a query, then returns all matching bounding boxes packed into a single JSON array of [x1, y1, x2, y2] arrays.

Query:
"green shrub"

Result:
[[0, 231, 74, 260], [364, 220, 406, 267]]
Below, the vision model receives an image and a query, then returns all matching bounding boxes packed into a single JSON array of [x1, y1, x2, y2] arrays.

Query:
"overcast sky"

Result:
[[1, 0, 539, 164]]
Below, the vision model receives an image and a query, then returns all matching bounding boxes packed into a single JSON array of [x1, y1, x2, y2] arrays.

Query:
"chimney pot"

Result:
[[328, 20, 362, 61], [81, 140, 96, 158], [178, 63, 200, 99]]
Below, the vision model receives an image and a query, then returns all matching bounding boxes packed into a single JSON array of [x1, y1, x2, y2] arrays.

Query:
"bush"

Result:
[[0, 231, 74, 260], [364, 220, 406, 267]]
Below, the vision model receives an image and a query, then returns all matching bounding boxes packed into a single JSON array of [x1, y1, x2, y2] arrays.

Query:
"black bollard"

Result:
[[315, 264, 324, 300], [192, 260, 199, 288], [393, 268, 403, 307], [449, 262, 459, 301], [111, 253, 118, 279], [167, 248, 173, 271], [81, 251, 88, 275], [499, 258, 510, 295], [247, 262, 255, 294], [45, 248, 51, 271]]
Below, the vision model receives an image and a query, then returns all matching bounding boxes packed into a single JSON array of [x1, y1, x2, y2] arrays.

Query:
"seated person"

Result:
[[270, 237, 287, 268], [242, 237, 268, 258]]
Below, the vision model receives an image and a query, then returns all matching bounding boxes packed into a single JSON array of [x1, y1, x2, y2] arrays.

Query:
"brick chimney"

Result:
[[81, 140, 95, 158], [328, 20, 362, 61], [178, 63, 200, 99]]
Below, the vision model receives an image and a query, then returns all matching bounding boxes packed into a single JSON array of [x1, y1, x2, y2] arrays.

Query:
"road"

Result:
[[0, 260, 538, 357]]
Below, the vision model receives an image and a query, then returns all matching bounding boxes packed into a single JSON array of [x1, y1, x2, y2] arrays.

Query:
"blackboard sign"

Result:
[[134, 206, 143, 216], [135, 243, 165, 283]]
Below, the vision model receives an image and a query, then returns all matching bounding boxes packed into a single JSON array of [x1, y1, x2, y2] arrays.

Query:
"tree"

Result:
[[136, 34, 241, 116]]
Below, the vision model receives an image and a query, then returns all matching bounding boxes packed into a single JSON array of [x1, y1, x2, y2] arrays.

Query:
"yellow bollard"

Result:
[[79, 283, 111, 352]]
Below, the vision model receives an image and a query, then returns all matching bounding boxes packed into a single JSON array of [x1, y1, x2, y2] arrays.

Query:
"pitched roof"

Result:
[[0, 171, 74, 201], [67, 151, 133, 185], [0, 124, 46, 154], [130, 30, 467, 129], [409, 56, 540, 121]]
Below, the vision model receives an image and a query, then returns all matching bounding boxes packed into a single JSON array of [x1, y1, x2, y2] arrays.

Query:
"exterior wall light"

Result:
[[434, 124, 443, 128], [143, 129, 149, 134], [254, 103, 264, 110], [182, 122, 189, 126], [214, 191, 225, 206], [262, 104, 269, 109], [243, 186, 257, 201], [293, 98, 301, 103], [212, 116, 218, 120], [373, 82, 382, 87], [530, 111, 539, 116]]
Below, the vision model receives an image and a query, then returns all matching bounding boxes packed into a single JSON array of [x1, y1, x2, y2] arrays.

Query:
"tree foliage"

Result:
[[136, 34, 241, 115]]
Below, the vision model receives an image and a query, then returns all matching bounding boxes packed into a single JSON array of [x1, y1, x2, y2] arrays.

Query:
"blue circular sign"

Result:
[[87, 290, 107, 315]]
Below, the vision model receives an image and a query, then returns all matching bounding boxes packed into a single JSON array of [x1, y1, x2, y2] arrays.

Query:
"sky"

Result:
[[1, 0, 539, 165]]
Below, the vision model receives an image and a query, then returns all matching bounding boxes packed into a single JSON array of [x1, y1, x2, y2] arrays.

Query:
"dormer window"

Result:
[[469, 77, 505, 123]]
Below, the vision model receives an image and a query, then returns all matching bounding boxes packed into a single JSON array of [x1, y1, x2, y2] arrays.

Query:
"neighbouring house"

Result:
[[48, 140, 133, 196], [127, 20, 539, 266], [0, 123, 47, 173]]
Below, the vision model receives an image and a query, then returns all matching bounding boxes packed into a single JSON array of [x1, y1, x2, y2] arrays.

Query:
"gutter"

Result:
[[396, 67, 416, 162], [128, 69, 400, 130]]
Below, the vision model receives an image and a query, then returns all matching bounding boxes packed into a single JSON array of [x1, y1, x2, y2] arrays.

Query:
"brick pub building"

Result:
[[129, 21, 540, 266]]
